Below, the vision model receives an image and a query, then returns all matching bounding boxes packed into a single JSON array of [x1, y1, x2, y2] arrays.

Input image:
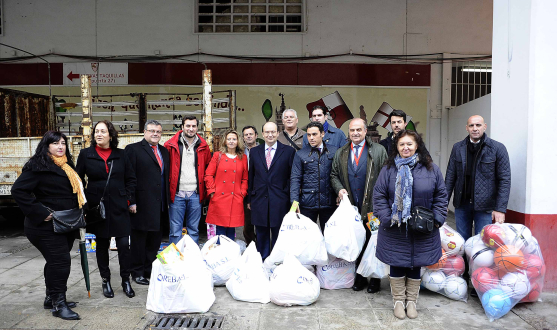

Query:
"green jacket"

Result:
[[330, 137, 388, 220]]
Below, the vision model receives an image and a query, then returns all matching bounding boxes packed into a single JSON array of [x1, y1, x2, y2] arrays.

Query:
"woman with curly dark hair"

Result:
[[11, 131, 84, 320], [372, 130, 448, 320], [76, 120, 137, 299]]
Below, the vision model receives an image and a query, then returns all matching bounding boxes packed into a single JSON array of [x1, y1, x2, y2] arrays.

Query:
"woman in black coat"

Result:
[[76, 120, 137, 299], [373, 130, 448, 320], [11, 131, 84, 320]]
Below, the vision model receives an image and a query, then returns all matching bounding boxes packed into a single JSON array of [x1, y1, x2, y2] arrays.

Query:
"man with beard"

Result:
[[303, 105, 348, 149], [379, 109, 408, 154], [164, 116, 211, 245]]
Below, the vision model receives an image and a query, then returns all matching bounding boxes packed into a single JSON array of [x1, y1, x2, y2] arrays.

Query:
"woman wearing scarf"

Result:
[[76, 120, 137, 299], [373, 130, 448, 320], [12, 131, 86, 320]]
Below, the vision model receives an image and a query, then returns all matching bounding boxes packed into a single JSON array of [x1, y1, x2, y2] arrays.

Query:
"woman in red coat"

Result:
[[205, 130, 249, 240]]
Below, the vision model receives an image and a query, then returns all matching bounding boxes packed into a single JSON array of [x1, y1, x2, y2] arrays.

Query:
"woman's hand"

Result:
[[45, 214, 53, 221]]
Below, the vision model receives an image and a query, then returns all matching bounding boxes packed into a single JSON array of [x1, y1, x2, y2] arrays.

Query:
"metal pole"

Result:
[[229, 90, 236, 130], [202, 70, 213, 152], [81, 75, 93, 148]]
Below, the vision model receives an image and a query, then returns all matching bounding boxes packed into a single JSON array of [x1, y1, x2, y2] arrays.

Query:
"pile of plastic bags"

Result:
[[465, 223, 545, 321], [421, 224, 468, 301], [146, 235, 215, 314]]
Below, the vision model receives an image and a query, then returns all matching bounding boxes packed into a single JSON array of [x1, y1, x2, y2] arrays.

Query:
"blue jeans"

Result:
[[455, 202, 493, 242], [216, 226, 236, 241], [169, 192, 202, 245]]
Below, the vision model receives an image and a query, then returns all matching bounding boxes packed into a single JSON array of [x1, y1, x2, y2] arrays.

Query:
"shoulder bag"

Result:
[[86, 161, 113, 225], [46, 206, 86, 234], [408, 206, 435, 234]]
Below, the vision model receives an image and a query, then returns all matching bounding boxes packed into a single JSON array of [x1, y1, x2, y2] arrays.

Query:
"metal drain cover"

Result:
[[147, 315, 224, 329]]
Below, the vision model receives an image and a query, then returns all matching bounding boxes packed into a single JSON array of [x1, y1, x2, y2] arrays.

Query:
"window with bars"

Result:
[[451, 61, 492, 107], [196, 0, 304, 33]]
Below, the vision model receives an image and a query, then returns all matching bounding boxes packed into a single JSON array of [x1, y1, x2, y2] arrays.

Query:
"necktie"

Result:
[[353, 145, 360, 170], [151, 145, 162, 169], [266, 147, 272, 169]]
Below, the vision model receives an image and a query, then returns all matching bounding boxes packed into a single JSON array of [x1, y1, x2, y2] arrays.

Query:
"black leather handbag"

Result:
[[47, 206, 86, 233], [408, 206, 435, 234], [86, 161, 113, 225]]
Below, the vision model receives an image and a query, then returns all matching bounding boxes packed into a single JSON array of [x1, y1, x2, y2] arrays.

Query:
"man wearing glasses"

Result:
[[247, 122, 295, 259], [125, 120, 170, 285]]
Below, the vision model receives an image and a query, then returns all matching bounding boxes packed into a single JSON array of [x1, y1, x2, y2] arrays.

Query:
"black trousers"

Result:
[[130, 229, 162, 278], [390, 266, 421, 279], [242, 200, 256, 245], [26, 231, 75, 295], [300, 207, 335, 233], [95, 236, 130, 281]]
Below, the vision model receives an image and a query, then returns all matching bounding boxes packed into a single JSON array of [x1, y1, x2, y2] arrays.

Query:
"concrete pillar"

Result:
[[492, 0, 557, 290]]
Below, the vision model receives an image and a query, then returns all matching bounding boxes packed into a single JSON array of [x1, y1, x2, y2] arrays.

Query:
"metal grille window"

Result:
[[451, 61, 492, 107], [196, 0, 304, 33]]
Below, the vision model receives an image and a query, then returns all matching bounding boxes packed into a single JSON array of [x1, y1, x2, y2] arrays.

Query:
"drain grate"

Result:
[[148, 315, 224, 330]]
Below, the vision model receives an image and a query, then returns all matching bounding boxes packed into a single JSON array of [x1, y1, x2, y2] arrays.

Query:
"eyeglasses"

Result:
[[146, 129, 162, 134]]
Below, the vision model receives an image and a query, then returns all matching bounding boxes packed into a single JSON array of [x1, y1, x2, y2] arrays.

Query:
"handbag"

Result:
[[47, 206, 86, 234], [408, 206, 435, 234], [86, 161, 113, 225]]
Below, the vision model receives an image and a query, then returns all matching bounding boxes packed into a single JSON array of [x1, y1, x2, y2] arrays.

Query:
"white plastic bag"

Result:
[[324, 195, 366, 262], [226, 242, 270, 304], [269, 254, 321, 306], [316, 257, 355, 289], [264, 212, 328, 271], [146, 235, 215, 314], [235, 239, 247, 255], [201, 235, 242, 286], [356, 231, 390, 278]]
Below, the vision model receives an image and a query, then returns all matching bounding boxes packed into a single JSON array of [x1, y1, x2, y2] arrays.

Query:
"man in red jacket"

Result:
[[164, 116, 212, 245]]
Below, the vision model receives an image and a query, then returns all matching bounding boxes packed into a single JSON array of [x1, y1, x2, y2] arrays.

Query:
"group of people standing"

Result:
[[11, 103, 511, 321]]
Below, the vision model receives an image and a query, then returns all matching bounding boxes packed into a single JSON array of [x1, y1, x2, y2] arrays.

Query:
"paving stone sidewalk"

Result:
[[0, 215, 556, 330]]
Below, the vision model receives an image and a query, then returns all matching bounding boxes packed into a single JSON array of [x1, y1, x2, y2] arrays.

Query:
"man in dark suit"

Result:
[[248, 122, 296, 260], [125, 120, 170, 285]]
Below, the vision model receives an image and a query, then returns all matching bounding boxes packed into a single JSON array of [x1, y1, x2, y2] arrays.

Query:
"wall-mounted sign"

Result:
[[63, 62, 128, 86]]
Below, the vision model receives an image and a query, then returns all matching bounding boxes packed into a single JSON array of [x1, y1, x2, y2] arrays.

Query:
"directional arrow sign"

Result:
[[67, 71, 80, 81]]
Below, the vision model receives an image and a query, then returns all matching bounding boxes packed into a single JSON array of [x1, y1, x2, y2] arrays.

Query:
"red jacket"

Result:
[[164, 131, 212, 203], [204, 152, 248, 227]]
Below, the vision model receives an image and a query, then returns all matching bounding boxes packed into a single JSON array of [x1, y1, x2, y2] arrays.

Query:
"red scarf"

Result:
[[95, 145, 112, 173]]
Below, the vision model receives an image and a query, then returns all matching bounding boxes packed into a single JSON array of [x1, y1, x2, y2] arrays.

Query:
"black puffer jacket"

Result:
[[290, 143, 338, 209], [445, 134, 511, 213]]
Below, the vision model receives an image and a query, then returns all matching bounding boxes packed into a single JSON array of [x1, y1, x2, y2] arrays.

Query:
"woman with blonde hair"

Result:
[[204, 130, 249, 240]]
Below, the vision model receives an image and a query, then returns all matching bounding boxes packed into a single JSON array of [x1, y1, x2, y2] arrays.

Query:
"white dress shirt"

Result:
[[351, 140, 366, 164]]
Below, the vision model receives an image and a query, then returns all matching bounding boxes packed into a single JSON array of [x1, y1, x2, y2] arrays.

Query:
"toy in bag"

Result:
[[324, 194, 366, 262], [226, 242, 270, 304], [356, 231, 390, 279], [269, 254, 321, 306], [207, 224, 216, 240], [420, 224, 468, 302], [146, 235, 215, 313], [316, 256, 355, 289], [264, 212, 328, 276], [156, 243, 184, 265], [465, 223, 545, 321], [201, 235, 242, 286]]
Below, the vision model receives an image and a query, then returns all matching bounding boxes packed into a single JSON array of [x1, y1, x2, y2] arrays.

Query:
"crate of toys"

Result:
[[421, 224, 468, 301], [465, 223, 545, 321]]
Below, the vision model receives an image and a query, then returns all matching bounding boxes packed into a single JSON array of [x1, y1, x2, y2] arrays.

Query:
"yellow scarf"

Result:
[[50, 154, 87, 209]]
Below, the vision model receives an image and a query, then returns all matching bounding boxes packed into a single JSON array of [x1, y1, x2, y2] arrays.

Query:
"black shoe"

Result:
[[102, 278, 114, 298], [133, 276, 149, 285], [122, 280, 135, 298], [470, 288, 478, 298], [51, 293, 80, 320], [367, 278, 381, 293], [44, 295, 77, 309], [352, 274, 368, 291]]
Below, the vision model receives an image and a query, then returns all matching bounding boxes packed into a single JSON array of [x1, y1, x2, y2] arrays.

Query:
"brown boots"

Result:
[[388, 276, 421, 320]]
